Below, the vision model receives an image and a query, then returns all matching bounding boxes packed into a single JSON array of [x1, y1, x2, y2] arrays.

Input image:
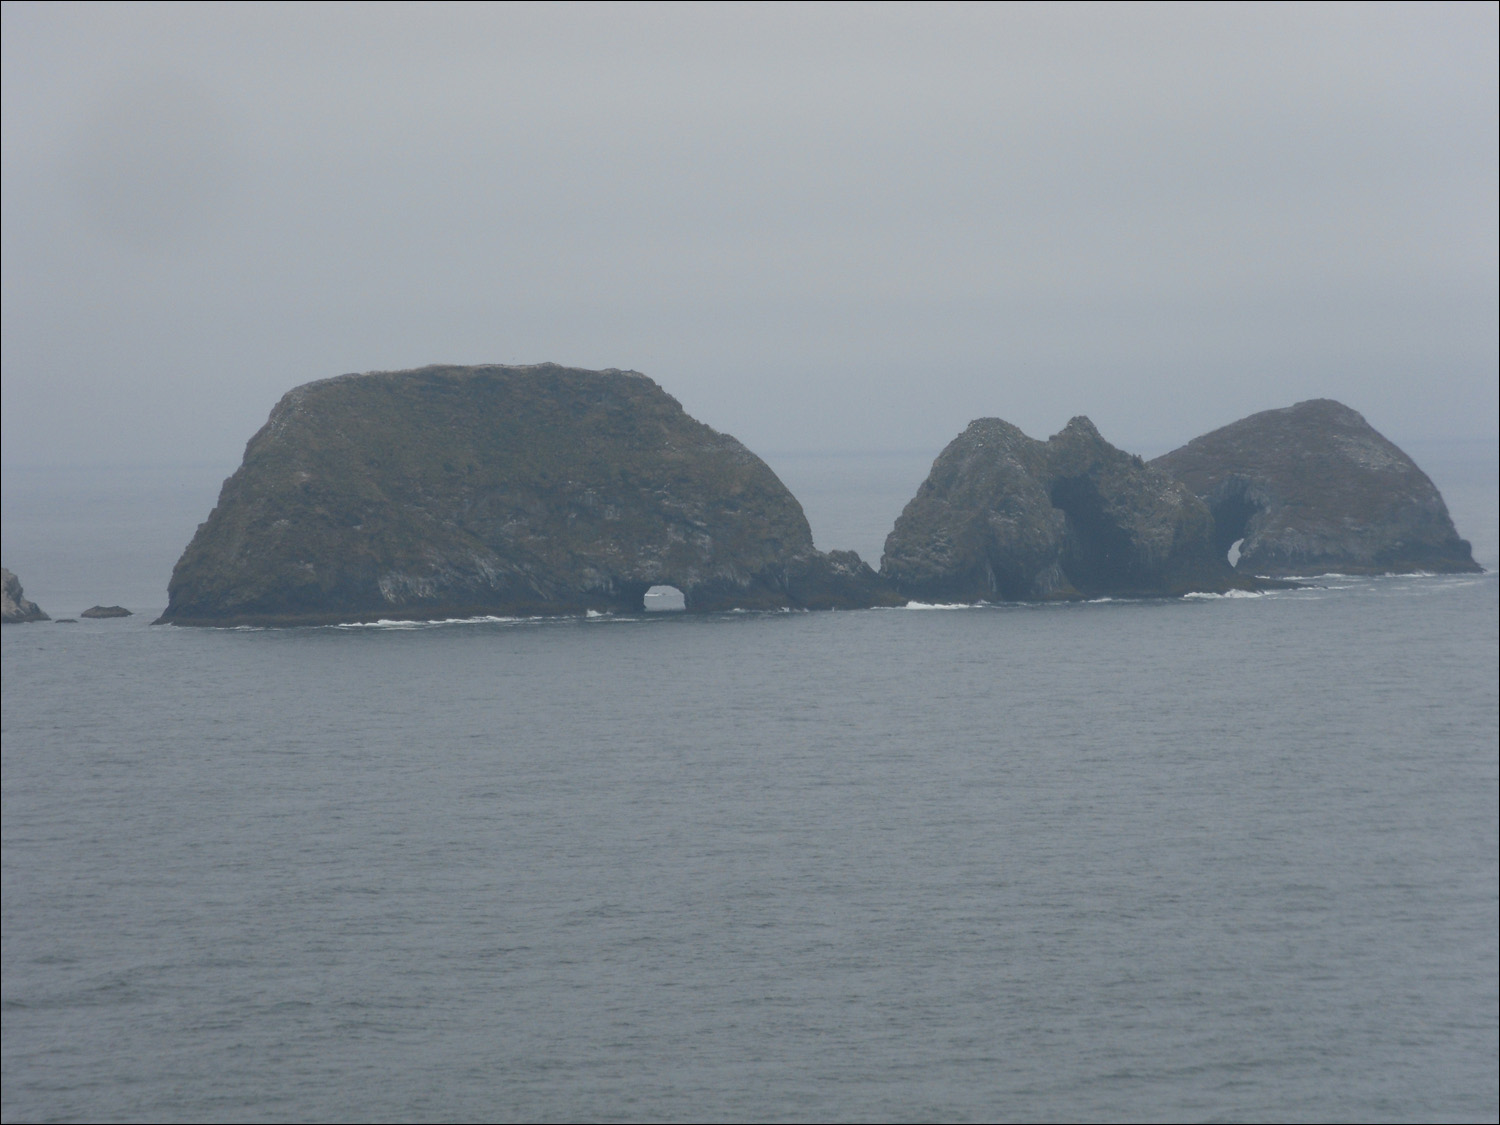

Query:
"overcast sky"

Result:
[[2, 2, 1496, 469]]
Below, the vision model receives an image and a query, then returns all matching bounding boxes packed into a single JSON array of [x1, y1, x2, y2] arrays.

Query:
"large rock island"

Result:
[[881, 416, 1252, 602], [159, 364, 897, 626], [1153, 399, 1480, 576]]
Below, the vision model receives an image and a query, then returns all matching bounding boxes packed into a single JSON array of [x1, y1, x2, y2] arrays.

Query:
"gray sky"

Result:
[[3, 2, 1496, 468]]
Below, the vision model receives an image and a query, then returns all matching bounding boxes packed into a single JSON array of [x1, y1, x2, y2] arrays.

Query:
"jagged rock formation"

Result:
[[881, 417, 1250, 601], [2, 568, 50, 624], [1153, 400, 1480, 576], [81, 606, 133, 618], [159, 364, 899, 626]]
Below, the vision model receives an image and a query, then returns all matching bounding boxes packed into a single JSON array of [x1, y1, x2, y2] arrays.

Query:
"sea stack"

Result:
[[880, 416, 1249, 602], [2, 568, 50, 624], [1152, 399, 1480, 576], [158, 364, 898, 626]]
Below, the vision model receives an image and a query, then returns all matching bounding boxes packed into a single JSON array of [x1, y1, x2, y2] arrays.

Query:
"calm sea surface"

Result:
[[3, 453, 1497, 1123]]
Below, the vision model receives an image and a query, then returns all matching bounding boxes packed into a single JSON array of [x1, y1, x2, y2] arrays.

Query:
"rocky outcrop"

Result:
[[1152, 400, 1480, 576], [158, 364, 899, 626], [81, 606, 133, 618], [881, 417, 1251, 601], [2, 568, 50, 624]]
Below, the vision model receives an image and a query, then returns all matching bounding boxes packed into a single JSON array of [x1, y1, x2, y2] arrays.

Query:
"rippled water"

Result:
[[4, 455, 1498, 1122], [3, 571, 1495, 1123]]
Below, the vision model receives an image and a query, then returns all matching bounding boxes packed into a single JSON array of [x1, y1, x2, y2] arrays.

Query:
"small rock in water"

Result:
[[81, 605, 133, 618]]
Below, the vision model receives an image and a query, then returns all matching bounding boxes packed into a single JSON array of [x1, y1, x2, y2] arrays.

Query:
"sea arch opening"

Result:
[[643, 585, 686, 612], [1206, 478, 1266, 569]]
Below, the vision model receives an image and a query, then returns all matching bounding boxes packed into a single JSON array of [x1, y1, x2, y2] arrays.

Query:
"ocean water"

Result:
[[3, 454, 1497, 1123]]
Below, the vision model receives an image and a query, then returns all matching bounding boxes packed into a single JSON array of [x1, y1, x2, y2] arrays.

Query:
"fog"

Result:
[[3, 3, 1496, 470]]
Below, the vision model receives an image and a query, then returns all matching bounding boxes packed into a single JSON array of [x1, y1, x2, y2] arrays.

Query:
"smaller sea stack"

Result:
[[1153, 399, 1480, 577], [881, 416, 1251, 602]]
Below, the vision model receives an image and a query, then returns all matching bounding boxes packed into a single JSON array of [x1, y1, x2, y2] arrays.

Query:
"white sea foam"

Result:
[[902, 600, 982, 610], [1276, 571, 1447, 581], [1183, 589, 1265, 599], [329, 614, 533, 629]]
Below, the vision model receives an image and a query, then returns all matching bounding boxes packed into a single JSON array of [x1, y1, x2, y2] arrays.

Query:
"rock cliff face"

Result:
[[1152, 400, 1479, 576], [159, 364, 897, 625], [881, 417, 1247, 601], [2, 568, 50, 624]]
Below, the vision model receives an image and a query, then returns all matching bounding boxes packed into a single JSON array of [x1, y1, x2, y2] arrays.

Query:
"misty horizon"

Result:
[[3, 3, 1496, 473]]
